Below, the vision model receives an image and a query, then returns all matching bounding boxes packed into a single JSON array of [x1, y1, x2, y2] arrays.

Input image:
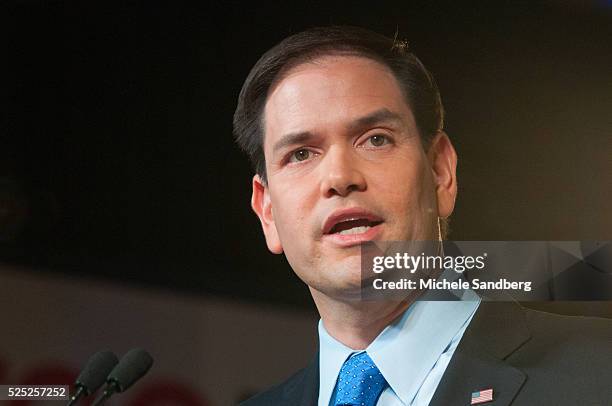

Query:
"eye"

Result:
[[289, 149, 312, 163], [366, 134, 390, 147]]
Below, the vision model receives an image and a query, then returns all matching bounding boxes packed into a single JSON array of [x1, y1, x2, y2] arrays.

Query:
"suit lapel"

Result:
[[299, 354, 319, 406], [429, 301, 531, 406], [428, 350, 526, 406], [282, 353, 319, 406]]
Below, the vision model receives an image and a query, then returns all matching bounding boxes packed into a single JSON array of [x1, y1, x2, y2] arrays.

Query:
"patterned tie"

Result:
[[333, 352, 389, 406]]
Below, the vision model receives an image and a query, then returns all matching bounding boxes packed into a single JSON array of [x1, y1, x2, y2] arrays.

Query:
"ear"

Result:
[[251, 174, 283, 254], [427, 131, 458, 218]]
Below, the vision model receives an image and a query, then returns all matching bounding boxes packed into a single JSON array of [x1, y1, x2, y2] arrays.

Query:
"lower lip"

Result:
[[322, 223, 384, 247]]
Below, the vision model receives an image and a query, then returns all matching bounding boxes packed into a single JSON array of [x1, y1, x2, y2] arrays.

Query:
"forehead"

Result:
[[263, 55, 414, 147]]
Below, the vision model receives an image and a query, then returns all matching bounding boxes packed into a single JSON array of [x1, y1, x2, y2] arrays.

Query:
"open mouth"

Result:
[[322, 208, 384, 245], [328, 218, 384, 235]]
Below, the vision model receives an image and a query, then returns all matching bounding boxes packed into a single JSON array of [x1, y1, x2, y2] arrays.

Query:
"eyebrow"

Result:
[[347, 108, 404, 133], [271, 108, 404, 154], [272, 131, 315, 154]]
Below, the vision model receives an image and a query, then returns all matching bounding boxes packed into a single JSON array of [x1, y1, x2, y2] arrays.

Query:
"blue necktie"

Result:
[[333, 352, 389, 406]]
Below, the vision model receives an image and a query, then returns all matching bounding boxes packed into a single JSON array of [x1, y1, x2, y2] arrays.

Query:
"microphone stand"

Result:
[[91, 381, 120, 406], [66, 386, 85, 406]]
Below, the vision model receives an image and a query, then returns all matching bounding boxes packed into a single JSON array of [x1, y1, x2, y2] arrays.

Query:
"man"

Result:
[[233, 26, 612, 405]]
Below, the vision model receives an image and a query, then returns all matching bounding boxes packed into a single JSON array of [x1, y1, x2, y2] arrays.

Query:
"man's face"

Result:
[[252, 55, 457, 300]]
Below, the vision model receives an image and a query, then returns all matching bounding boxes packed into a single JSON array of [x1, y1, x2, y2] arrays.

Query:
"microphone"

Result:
[[91, 348, 154, 406], [67, 350, 119, 406]]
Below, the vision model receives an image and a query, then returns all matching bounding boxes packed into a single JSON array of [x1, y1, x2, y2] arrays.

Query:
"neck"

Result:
[[311, 288, 412, 350]]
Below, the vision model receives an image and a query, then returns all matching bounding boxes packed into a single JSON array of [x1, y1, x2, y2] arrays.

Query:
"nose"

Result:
[[319, 146, 367, 198]]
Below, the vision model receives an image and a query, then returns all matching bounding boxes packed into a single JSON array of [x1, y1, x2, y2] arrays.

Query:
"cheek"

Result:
[[270, 185, 313, 241], [375, 160, 427, 206], [373, 159, 437, 231]]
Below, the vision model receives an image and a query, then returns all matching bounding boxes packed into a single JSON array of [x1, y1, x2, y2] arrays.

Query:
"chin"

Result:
[[322, 261, 365, 297]]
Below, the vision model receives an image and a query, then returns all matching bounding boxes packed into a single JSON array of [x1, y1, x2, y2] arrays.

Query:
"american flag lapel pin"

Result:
[[471, 388, 494, 404]]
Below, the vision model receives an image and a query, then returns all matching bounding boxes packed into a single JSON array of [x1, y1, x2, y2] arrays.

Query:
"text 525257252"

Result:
[[0, 385, 69, 400]]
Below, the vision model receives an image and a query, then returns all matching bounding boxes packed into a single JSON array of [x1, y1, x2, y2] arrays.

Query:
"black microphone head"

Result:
[[108, 348, 154, 392], [76, 350, 119, 395]]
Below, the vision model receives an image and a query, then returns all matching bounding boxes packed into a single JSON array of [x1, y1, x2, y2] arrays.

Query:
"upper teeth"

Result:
[[338, 226, 371, 235]]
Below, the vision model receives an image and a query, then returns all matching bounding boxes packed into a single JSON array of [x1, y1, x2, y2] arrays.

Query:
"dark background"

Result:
[[3, 0, 612, 309]]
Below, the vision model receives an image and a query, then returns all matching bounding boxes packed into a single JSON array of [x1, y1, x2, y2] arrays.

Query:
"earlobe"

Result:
[[251, 175, 284, 254], [428, 132, 458, 218]]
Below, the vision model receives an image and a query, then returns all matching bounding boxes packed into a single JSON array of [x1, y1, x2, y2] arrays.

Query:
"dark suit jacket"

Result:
[[241, 302, 612, 405]]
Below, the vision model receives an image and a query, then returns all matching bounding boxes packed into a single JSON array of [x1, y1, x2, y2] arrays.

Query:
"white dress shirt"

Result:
[[318, 289, 480, 406]]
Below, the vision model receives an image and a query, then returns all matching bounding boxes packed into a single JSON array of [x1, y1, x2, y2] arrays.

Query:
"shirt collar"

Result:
[[318, 320, 356, 406], [318, 279, 479, 405]]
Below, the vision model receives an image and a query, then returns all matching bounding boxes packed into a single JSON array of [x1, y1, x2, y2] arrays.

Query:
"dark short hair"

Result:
[[233, 25, 445, 181]]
